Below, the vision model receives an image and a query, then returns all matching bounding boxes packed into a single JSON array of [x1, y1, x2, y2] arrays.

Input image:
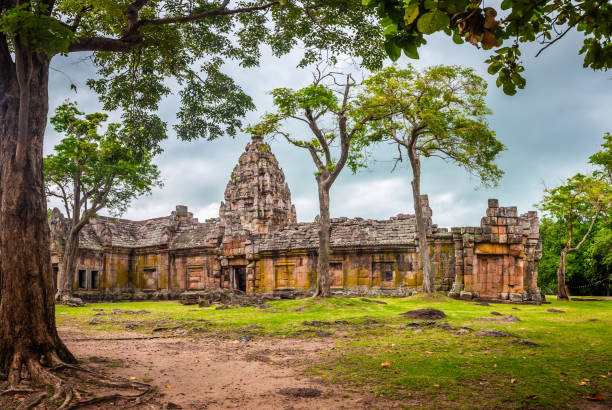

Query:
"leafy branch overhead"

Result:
[[365, 0, 612, 95], [1, 0, 387, 152]]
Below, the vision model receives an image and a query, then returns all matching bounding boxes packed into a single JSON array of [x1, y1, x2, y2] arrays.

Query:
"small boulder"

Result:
[[509, 339, 541, 347], [490, 311, 503, 316], [400, 308, 446, 320], [547, 308, 565, 313], [460, 291, 473, 301], [65, 297, 84, 307], [475, 329, 514, 338], [360, 298, 387, 305]]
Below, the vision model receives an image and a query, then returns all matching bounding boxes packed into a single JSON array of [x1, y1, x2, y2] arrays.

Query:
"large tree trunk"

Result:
[[408, 148, 434, 293], [0, 47, 76, 385], [56, 230, 79, 301], [313, 180, 331, 298], [556, 248, 571, 301]]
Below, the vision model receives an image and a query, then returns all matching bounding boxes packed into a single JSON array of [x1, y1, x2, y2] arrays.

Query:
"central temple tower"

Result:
[[219, 134, 297, 236]]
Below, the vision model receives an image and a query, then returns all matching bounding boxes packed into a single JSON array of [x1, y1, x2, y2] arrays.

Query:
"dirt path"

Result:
[[59, 325, 393, 409]]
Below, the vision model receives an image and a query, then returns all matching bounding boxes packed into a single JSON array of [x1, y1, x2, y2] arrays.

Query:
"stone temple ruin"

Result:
[[49, 135, 543, 303]]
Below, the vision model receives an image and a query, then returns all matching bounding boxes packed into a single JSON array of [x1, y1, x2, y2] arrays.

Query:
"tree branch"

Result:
[[569, 205, 601, 252], [136, 1, 276, 28]]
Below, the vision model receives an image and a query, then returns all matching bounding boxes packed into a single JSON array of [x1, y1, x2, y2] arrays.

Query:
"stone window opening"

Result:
[[77, 269, 87, 289], [382, 264, 394, 282], [90, 270, 100, 289]]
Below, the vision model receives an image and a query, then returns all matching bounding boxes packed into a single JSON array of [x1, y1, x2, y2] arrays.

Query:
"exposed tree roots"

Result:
[[1, 352, 153, 409]]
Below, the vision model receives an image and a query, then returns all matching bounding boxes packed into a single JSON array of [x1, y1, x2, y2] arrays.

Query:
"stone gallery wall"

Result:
[[49, 135, 542, 303]]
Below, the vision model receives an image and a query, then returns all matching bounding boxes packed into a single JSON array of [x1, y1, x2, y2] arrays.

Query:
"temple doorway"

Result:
[[234, 266, 247, 292]]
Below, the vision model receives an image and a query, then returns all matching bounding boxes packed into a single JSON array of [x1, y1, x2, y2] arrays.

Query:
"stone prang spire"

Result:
[[219, 134, 297, 235]]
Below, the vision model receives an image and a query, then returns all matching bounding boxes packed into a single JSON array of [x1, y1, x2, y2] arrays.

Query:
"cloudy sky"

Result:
[[44, 28, 611, 228]]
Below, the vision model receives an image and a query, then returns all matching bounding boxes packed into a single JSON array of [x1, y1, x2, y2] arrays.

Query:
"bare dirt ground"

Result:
[[59, 325, 402, 409]]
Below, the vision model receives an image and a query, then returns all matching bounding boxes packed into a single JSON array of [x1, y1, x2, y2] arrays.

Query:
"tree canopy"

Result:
[[44, 101, 161, 224], [1, 0, 387, 151], [364, 0, 612, 95], [355, 64, 504, 292], [537, 133, 611, 299]]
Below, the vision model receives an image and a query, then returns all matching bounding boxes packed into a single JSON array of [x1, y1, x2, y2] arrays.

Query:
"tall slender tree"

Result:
[[0, 0, 385, 405], [249, 70, 375, 297], [356, 64, 505, 292], [45, 102, 161, 302]]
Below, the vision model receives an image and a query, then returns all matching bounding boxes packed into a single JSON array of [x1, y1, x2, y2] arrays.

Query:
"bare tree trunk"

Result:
[[0, 48, 76, 383], [56, 230, 79, 301], [313, 180, 331, 298], [556, 248, 570, 301], [408, 148, 433, 292]]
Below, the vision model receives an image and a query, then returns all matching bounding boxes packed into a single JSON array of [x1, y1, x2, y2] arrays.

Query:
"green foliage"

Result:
[[0, 3, 75, 56], [357, 64, 505, 187], [248, 72, 376, 181], [537, 133, 612, 294], [44, 101, 162, 219], [30, 0, 387, 152], [539, 217, 611, 295], [365, 0, 612, 95]]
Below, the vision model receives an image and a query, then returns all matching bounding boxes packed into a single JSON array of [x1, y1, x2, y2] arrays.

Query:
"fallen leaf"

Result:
[[510, 378, 516, 384], [166, 385, 172, 389], [433, 384, 440, 388], [600, 375, 607, 378], [386, 349, 392, 353], [380, 362, 391, 368], [587, 392, 604, 401], [266, 361, 274, 365], [525, 394, 537, 399], [425, 351, 433, 354], [129, 376, 137, 381], [494, 364, 497, 368], [578, 381, 588, 386]]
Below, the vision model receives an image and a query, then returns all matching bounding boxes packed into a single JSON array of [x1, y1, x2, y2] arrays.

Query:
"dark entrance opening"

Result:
[[78, 269, 87, 289], [235, 266, 247, 292], [52, 264, 59, 292], [90, 270, 100, 289]]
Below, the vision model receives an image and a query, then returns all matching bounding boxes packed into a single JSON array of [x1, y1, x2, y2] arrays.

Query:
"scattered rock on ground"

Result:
[[407, 320, 436, 327], [400, 308, 446, 320], [65, 297, 84, 307], [512, 307, 520, 310], [589, 318, 598, 322], [474, 301, 490, 306], [475, 315, 520, 323], [510, 339, 541, 347], [238, 335, 252, 343], [294, 306, 307, 312], [475, 329, 515, 338], [436, 322, 456, 331], [360, 298, 387, 305], [302, 320, 331, 327], [277, 387, 322, 398], [547, 308, 565, 313], [490, 311, 503, 316]]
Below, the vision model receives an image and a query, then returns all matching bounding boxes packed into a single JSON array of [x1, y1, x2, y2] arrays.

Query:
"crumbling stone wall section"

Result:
[[447, 199, 542, 303]]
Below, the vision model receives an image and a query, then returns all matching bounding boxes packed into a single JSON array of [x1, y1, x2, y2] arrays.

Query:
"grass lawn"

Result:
[[56, 295, 612, 408]]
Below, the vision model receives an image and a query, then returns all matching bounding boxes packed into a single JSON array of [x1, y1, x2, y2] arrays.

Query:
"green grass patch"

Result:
[[56, 295, 612, 408]]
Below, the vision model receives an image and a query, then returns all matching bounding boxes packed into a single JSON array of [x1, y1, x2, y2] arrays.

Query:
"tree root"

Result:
[[1, 353, 154, 410]]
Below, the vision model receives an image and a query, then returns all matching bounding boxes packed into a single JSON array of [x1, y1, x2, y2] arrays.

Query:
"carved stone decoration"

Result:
[[220, 134, 297, 235]]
